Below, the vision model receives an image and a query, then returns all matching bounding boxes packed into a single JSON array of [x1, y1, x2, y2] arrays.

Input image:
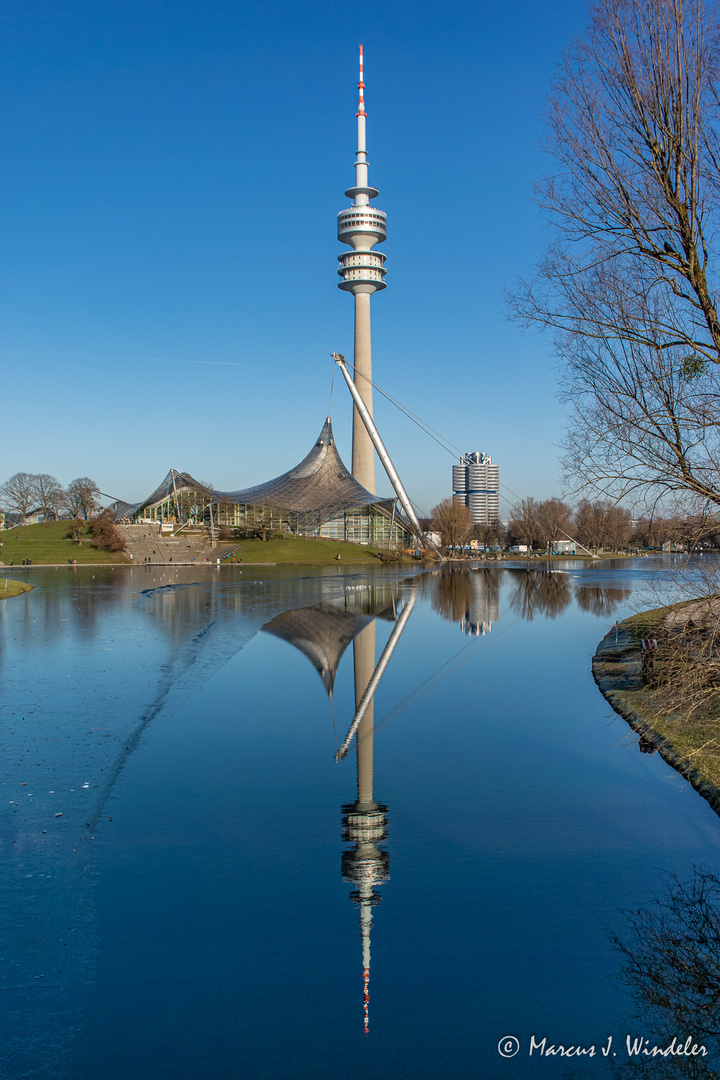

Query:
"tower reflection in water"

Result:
[[263, 579, 413, 1034], [262, 569, 634, 1037]]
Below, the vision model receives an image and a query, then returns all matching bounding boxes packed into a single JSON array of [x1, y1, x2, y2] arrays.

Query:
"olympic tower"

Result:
[[337, 45, 387, 494]]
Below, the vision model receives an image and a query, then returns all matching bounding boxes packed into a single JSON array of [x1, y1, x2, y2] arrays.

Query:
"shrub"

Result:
[[89, 515, 127, 552]]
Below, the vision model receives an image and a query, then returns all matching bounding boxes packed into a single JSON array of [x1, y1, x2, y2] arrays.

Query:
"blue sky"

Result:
[[1, 0, 591, 518]]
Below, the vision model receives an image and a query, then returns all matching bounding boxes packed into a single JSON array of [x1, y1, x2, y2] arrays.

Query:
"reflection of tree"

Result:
[[429, 568, 475, 623], [608, 867, 720, 1079], [508, 570, 572, 621], [574, 586, 631, 617]]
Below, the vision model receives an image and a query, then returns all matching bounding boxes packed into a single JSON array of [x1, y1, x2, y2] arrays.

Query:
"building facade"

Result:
[[452, 452, 500, 525], [126, 420, 412, 547]]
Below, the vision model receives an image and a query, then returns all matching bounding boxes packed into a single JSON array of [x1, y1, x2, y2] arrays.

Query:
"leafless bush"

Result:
[[89, 515, 127, 552]]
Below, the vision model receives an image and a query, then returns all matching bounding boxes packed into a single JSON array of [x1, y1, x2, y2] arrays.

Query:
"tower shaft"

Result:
[[352, 293, 375, 491]]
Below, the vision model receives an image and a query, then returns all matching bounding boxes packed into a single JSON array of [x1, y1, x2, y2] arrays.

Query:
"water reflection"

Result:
[[607, 867, 720, 1078], [427, 567, 500, 635], [0, 568, 419, 1075], [8, 559, 720, 1078], [261, 581, 415, 1034], [263, 604, 373, 696], [426, 568, 629, 630], [262, 585, 398, 697], [508, 569, 573, 620], [574, 586, 632, 617], [342, 617, 390, 1036]]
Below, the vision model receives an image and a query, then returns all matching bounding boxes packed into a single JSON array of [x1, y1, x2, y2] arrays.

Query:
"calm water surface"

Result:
[[1, 559, 719, 1078]]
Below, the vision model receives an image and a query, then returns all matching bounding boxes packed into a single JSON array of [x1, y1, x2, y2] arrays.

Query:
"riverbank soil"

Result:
[[593, 600, 720, 813]]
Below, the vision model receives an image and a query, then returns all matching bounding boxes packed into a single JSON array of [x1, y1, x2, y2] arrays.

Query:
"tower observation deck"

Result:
[[337, 45, 387, 494]]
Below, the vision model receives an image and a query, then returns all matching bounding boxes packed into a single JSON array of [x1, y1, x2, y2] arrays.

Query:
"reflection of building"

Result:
[[461, 571, 500, 637], [430, 567, 499, 636], [337, 45, 387, 494], [452, 452, 500, 525], [263, 604, 372, 697], [125, 421, 412, 546]]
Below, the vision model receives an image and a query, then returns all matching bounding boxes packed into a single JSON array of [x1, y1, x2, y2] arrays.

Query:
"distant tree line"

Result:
[[0, 473, 99, 525], [505, 496, 633, 553], [426, 495, 720, 554]]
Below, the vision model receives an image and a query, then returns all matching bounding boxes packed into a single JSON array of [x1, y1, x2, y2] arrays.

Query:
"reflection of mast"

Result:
[[340, 591, 416, 1033], [336, 593, 417, 760]]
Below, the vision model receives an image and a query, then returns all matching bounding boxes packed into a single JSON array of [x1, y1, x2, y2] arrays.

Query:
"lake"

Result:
[[1, 558, 719, 1078]]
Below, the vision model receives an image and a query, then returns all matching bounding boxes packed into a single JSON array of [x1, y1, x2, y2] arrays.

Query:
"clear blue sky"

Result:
[[1, 0, 591, 518]]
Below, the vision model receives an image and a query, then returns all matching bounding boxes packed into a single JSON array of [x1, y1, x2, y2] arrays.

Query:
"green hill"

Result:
[[217, 536, 387, 564], [0, 521, 128, 565], [0, 522, 403, 566]]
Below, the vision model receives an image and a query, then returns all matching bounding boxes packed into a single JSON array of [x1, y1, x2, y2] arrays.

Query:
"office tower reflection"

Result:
[[462, 569, 500, 636], [429, 567, 500, 635]]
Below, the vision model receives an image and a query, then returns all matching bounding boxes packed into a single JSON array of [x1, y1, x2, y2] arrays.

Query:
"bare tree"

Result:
[[32, 474, 64, 521], [560, 334, 720, 508], [506, 497, 542, 550], [473, 517, 503, 548], [575, 498, 633, 550], [510, 0, 720, 507], [505, 496, 573, 550], [430, 498, 475, 551], [0, 472, 37, 524], [536, 497, 574, 550], [64, 477, 98, 520]]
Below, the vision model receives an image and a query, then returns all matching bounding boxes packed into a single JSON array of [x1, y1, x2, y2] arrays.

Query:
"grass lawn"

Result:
[[0, 521, 128, 565], [220, 536, 396, 564], [0, 578, 33, 597]]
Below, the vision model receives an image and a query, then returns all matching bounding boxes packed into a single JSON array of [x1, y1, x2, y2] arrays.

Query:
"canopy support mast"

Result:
[[332, 353, 443, 558]]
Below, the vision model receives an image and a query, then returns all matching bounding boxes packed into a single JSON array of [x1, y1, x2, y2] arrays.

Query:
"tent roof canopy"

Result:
[[215, 418, 394, 516]]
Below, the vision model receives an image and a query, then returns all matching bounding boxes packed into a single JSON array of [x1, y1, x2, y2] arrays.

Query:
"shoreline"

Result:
[[592, 618, 720, 816]]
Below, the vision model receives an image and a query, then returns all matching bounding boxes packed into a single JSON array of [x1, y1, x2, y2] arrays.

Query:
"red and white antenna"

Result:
[[356, 43, 366, 117]]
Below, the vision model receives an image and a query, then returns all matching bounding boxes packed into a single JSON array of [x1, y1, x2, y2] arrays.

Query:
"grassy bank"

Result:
[[594, 601, 720, 806], [0, 523, 414, 566], [222, 536, 399, 564], [0, 521, 128, 565], [0, 578, 33, 597]]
